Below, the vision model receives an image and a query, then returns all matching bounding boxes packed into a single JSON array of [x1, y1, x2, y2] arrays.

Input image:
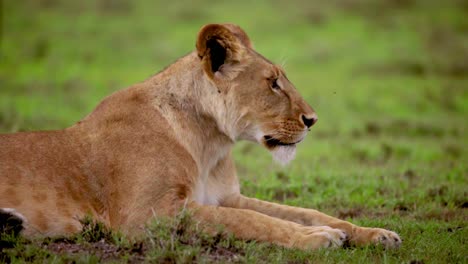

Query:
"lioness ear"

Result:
[[196, 24, 250, 79]]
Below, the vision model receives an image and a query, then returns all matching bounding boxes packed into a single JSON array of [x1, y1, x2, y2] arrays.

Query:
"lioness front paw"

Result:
[[294, 226, 347, 249], [353, 227, 401, 249]]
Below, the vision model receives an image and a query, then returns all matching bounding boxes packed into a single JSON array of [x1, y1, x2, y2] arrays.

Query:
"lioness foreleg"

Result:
[[188, 202, 347, 250], [221, 194, 401, 248]]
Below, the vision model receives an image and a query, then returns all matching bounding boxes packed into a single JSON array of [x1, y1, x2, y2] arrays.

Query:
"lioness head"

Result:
[[196, 24, 317, 164]]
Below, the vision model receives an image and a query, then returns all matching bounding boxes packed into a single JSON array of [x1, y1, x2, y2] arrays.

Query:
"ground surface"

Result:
[[1, 0, 467, 263]]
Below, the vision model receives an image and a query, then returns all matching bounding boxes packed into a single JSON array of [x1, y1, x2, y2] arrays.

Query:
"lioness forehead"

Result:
[[251, 50, 286, 77]]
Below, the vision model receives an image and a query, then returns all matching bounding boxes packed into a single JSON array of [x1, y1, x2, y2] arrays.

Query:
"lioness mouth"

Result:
[[263, 135, 299, 148]]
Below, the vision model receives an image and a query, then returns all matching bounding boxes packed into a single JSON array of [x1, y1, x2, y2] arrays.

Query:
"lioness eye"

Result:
[[271, 79, 280, 90]]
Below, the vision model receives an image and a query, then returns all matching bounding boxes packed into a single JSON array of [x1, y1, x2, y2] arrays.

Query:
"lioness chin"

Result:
[[0, 23, 401, 249]]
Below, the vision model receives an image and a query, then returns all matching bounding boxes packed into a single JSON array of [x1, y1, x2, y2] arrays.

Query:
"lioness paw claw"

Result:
[[372, 229, 401, 249]]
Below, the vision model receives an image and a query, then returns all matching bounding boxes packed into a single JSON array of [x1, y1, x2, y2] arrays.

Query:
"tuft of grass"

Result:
[[143, 209, 246, 263], [77, 215, 115, 243]]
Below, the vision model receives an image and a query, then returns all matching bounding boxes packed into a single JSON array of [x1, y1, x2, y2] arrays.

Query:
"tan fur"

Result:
[[0, 24, 400, 249]]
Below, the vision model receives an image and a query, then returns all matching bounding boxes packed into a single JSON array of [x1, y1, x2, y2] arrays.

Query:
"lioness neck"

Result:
[[146, 52, 235, 172]]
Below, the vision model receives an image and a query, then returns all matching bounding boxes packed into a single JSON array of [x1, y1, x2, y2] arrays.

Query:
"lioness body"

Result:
[[0, 24, 401, 249]]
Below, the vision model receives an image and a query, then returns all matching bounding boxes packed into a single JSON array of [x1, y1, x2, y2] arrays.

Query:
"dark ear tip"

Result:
[[196, 23, 249, 77], [197, 24, 228, 48], [196, 24, 233, 74], [198, 23, 226, 34]]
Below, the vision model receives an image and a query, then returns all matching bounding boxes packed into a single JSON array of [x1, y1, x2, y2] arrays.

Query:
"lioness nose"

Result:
[[301, 114, 318, 128]]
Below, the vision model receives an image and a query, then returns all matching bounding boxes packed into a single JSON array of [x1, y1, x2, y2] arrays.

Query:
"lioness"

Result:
[[0, 24, 401, 249]]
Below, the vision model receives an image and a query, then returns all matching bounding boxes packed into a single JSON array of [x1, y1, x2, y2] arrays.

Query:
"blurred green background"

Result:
[[1, 0, 467, 262]]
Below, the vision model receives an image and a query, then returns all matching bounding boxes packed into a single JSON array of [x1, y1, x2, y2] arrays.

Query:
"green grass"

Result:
[[1, 0, 467, 263]]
